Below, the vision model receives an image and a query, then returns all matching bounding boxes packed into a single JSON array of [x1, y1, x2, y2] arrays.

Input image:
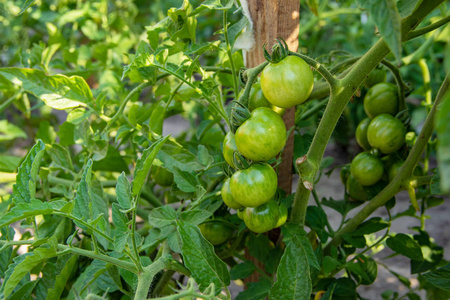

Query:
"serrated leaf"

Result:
[[436, 90, 450, 192], [0, 68, 93, 110], [180, 209, 212, 226], [72, 159, 93, 221], [133, 136, 169, 197], [148, 206, 178, 228], [422, 263, 450, 291], [12, 140, 45, 204], [235, 278, 272, 300], [173, 167, 199, 193], [156, 139, 204, 173], [269, 236, 312, 300], [67, 259, 108, 298], [116, 172, 132, 210], [0, 199, 65, 228], [177, 220, 230, 294], [197, 145, 214, 168], [3, 237, 58, 298], [112, 203, 128, 233], [358, 0, 402, 63], [46, 144, 73, 171], [346, 255, 378, 285], [387, 233, 423, 261], [0, 155, 22, 173]]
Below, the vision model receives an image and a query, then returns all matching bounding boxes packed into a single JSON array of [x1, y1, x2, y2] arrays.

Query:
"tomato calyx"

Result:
[[263, 37, 290, 64], [230, 101, 251, 132], [232, 151, 251, 170]]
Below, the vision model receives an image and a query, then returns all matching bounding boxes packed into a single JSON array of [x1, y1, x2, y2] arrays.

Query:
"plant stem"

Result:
[[326, 75, 449, 250], [223, 10, 239, 99], [289, 51, 337, 86], [131, 196, 144, 273], [135, 255, 171, 300], [0, 92, 21, 114], [407, 14, 450, 40]]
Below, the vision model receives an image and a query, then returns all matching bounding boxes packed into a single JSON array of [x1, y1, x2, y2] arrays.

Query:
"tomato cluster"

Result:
[[345, 79, 409, 202]]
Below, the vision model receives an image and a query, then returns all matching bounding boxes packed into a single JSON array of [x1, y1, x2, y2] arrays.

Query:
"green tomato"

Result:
[[248, 82, 285, 116], [340, 164, 351, 185], [275, 203, 288, 228], [346, 174, 368, 202], [235, 107, 286, 161], [221, 178, 243, 209], [243, 200, 279, 234], [350, 152, 384, 186], [151, 165, 174, 187], [198, 221, 234, 245], [388, 160, 404, 182], [237, 208, 245, 220], [261, 55, 314, 108], [363, 83, 399, 119], [363, 68, 387, 89], [356, 118, 372, 151], [223, 131, 238, 169], [230, 163, 277, 207], [367, 114, 406, 154]]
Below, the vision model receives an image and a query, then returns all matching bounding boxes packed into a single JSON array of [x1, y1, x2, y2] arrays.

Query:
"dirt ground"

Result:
[[164, 115, 450, 300]]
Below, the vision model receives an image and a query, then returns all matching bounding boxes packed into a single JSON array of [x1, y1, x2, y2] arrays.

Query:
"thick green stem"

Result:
[[327, 75, 449, 250], [289, 0, 445, 227], [135, 255, 171, 300]]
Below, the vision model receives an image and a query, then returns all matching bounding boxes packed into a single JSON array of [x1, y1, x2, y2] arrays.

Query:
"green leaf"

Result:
[[66, 108, 92, 125], [436, 90, 450, 192], [323, 256, 340, 275], [157, 140, 204, 173], [173, 167, 199, 193], [235, 278, 272, 300], [18, 0, 37, 15], [0, 120, 27, 142], [133, 136, 169, 197], [305, 206, 329, 242], [397, 0, 423, 17], [46, 144, 73, 171], [177, 220, 230, 294], [346, 255, 378, 285], [12, 140, 46, 204], [386, 233, 423, 261], [230, 261, 256, 280], [180, 209, 212, 226], [0, 155, 22, 173], [422, 263, 450, 291], [112, 203, 128, 233], [116, 172, 132, 210], [353, 217, 389, 235], [3, 237, 58, 298], [306, 0, 319, 16], [72, 159, 93, 221], [197, 145, 214, 168], [269, 236, 312, 299], [192, 0, 234, 15], [358, 0, 402, 63], [0, 68, 94, 110], [67, 260, 109, 298], [0, 199, 65, 228], [148, 206, 178, 228], [92, 146, 129, 173]]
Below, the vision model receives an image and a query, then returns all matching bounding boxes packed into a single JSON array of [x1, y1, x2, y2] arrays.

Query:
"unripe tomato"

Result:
[[248, 82, 285, 116], [346, 174, 368, 202], [350, 152, 384, 186], [223, 131, 238, 169], [275, 203, 288, 228], [260, 55, 314, 108], [199, 221, 234, 245], [151, 165, 174, 187], [363, 68, 387, 89], [364, 83, 399, 119], [230, 163, 277, 207], [235, 107, 286, 161], [356, 118, 372, 151], [367, 114, 406, 154], [221, 178, 243, 209], [237, 208, 245, 220], [243, 200, 279, 234]]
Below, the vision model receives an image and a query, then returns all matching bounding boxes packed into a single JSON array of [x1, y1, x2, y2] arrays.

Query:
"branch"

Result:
[[326, 75, 449, 250]]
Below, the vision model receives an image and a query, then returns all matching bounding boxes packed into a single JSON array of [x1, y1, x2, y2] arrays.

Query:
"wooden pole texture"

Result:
[[246, 0, 299, 194], [243, 0, 300, 285]]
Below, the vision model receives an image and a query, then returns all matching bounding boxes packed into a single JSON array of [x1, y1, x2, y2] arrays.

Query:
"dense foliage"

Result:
[[0, 0, 449, 299]]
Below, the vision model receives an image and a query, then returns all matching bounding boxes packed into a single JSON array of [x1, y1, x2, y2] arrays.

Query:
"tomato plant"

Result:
[[0, 0, 449, 299]]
